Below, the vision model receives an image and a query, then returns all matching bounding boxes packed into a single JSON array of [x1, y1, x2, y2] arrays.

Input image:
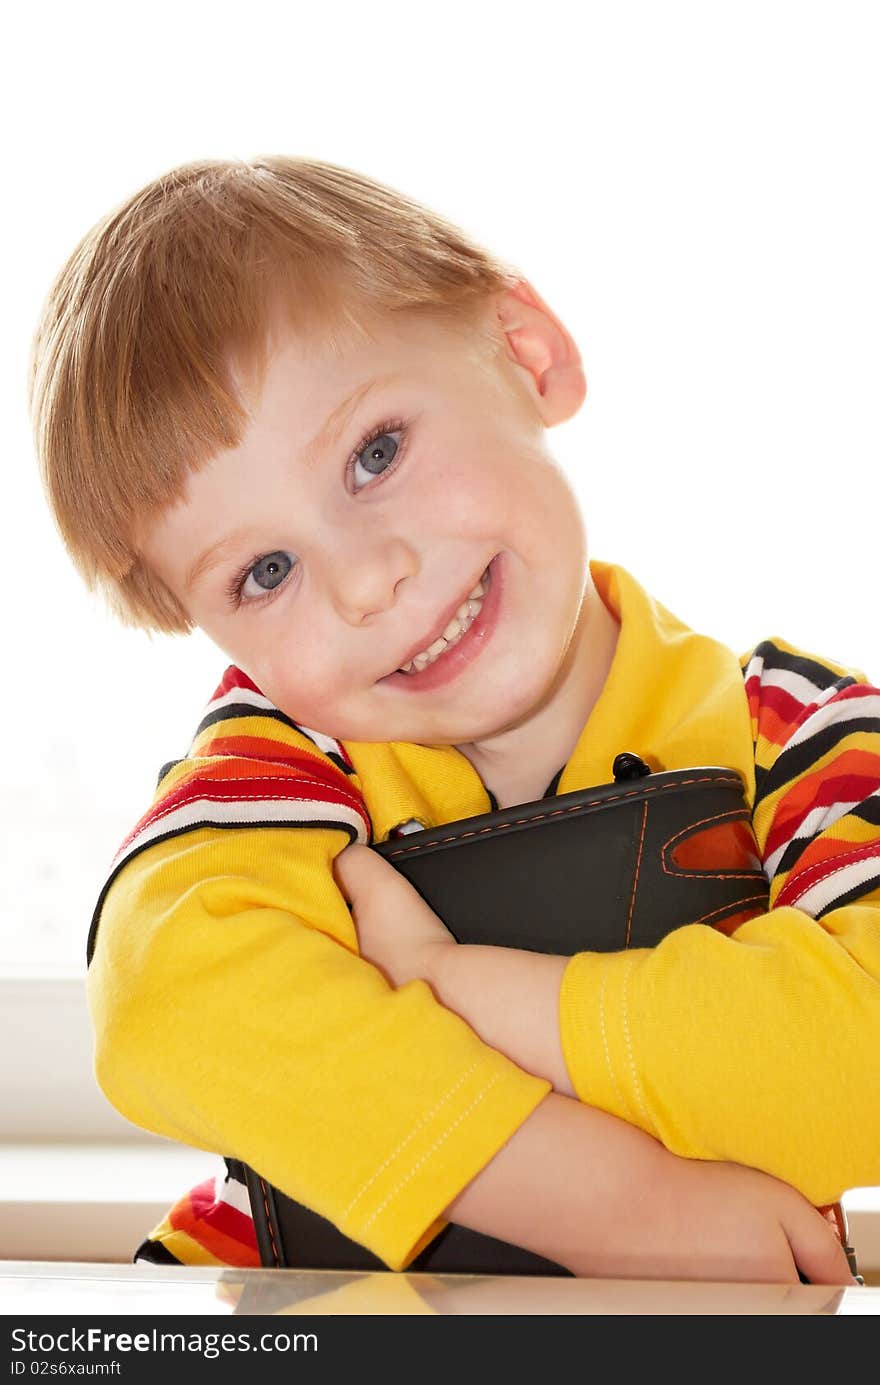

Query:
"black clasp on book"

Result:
[[612, 752, 652, 783]]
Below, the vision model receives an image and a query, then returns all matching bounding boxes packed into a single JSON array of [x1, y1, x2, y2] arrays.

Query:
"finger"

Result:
[[331, 842, 369, 901], [785, 1207, 858, 1286], [332, 842, 408, 904]]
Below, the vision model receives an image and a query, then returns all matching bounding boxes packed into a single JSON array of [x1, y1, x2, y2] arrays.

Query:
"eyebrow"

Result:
[[184, 373, 400, 595]]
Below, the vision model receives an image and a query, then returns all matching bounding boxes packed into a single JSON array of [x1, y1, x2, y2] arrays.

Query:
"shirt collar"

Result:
[[558, 559, 753, 795]]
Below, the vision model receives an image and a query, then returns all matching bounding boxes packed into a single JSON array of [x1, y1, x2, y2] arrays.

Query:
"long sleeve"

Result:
[[559, 638, 880, 1203], [87, 668, 549, 1270]]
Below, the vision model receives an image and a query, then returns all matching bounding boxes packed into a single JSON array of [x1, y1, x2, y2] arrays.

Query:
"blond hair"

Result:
[[29, 156, 518, 632]]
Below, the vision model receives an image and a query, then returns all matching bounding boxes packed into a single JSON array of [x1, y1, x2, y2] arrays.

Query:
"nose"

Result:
[[325, 532, 419, 625]]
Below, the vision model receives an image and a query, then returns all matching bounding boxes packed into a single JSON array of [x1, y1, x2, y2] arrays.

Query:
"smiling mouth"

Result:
[[393, 566, 491, 675]]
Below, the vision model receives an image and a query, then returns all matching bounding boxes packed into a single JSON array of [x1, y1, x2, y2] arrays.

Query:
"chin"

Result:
[[457, 677, 554, 744]]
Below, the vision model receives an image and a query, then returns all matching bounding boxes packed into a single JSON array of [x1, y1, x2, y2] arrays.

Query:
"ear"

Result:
[[494, 279, 586, 425]]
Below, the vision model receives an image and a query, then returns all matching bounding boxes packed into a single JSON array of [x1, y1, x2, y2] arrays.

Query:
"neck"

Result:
[[456, 576, 620, 808]]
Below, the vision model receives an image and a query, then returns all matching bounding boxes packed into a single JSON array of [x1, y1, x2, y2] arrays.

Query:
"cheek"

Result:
[[439, 448, 568, 546], [196, 616, 298, 713], [419, 450, 519, 533], [254, 620, 356, 723], [258, 644, 324, 707]]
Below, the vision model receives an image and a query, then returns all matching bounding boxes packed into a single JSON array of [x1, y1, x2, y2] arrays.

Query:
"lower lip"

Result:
[[379, 554, 504, 693]]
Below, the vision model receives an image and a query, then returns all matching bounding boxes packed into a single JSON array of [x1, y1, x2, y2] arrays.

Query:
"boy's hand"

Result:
[[447, 1093, 856, 1286], [601, 1143, 855, 1285], [333, 843, 457, 988]]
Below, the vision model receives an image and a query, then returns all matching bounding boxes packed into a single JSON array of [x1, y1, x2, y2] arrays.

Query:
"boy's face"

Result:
[[140, 294, 591, 750]]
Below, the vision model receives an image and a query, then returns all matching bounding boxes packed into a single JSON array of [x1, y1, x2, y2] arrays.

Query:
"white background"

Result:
[[3, 0, 878, 975]]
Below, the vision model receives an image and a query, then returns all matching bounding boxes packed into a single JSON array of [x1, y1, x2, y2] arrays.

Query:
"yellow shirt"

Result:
[[88, 560, 880, 1268]]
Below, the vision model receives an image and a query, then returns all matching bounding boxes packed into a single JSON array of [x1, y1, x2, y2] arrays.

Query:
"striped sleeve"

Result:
[[100, 669, 376, 1269], [133, 1157, 260, 1268], [88, 666, 371, 962], [740, 638, 880, 916]]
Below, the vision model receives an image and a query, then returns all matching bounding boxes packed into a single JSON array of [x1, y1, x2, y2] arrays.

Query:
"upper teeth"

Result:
[[398, 570, 489, 673]]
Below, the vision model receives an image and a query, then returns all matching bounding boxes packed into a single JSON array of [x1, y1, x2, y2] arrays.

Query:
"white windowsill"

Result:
[[0, 1141, 213, 1263]]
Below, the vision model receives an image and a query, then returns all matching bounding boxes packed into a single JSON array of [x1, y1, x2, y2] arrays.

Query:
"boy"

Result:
[[30, 156, 879, 1284]]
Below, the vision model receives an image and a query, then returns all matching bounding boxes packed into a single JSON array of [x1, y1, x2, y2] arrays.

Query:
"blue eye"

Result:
[[351, 430, 401, 490], [241, 551, 295, 599]]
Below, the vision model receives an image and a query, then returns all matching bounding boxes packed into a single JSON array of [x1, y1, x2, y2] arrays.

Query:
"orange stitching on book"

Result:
[[689, 893, 770, 928], [659, 809, 767, 880], [625, 801, 648, 948], [382, 774, 742, 857], [259, 1177, 280, 1267]]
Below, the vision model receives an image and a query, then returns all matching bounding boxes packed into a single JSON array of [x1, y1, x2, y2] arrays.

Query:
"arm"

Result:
[[334, 842, 575, 1094], [446, 1092, 853, 1284], [349, 834, 880, 1201], [558, 901, 880, 1201], [556, 656, 880, 1203], [333, 843, 855, 1282], [88, 681, 548, 1274], [90, 821, 550, 1271], [345, 658, 880, 1204]]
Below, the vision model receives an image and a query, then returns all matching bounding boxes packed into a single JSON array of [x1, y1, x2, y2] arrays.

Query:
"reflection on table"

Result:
[[2, 1262, 879, 1315]]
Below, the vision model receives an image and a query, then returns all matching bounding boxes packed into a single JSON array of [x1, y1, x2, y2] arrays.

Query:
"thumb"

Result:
[[785, 1206, 858, 1286], [332, 841, 390, 906]]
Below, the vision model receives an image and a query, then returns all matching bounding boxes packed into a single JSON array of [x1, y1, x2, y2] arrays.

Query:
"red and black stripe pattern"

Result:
[[87, 667, 371, 964], [134, 1159, 260, 1268], [741, 639, 880, 916]]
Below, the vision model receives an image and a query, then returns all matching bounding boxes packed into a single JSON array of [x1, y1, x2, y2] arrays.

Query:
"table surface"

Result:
[[2, 1261, 879, 1315]]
